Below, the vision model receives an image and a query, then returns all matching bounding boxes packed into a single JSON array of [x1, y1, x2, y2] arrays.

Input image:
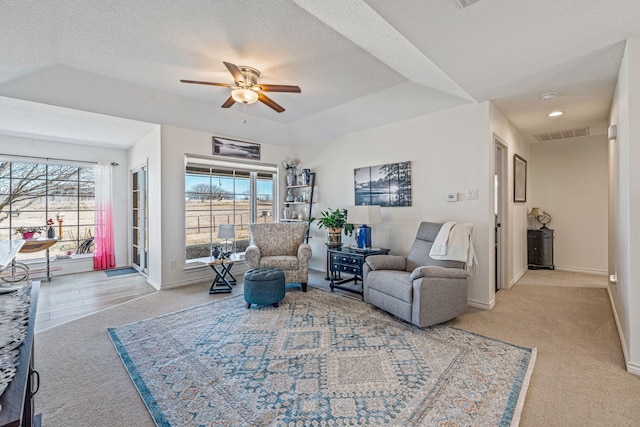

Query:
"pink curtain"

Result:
[[93, 162, 116, 270]]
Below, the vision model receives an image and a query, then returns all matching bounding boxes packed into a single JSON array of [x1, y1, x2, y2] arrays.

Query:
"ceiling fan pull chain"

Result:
[[243, 103, 248, 124]]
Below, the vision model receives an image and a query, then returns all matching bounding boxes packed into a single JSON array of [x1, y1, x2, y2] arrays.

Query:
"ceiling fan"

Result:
[[180, 61, 301, 113]]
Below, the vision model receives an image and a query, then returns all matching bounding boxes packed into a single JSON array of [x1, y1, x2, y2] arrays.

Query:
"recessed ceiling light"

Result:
[[547, 111, 564, 117]]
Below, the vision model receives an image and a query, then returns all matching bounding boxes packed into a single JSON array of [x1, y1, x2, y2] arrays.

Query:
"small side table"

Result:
[[324, 243, 342, 280], [328, 247, 390, 300], [207, 252, 244, 294], [19, 238, 58, 281]]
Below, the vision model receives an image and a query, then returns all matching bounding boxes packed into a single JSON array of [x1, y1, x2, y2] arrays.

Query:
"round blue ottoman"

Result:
[[244, 268, 285, 308]]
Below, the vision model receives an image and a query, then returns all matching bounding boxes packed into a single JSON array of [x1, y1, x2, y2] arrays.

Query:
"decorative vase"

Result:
[[327, 227, 342, 247], [286, 189, 294, 202], [211, 245, 221, 259], [287, 169, 295, 186], [47, 226, 55, 238], [302, 169, 311, 185], [22, 232, 34, 239]]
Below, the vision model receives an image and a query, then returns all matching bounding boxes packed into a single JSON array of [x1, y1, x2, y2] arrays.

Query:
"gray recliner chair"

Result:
[[362, 222, 469, 327]]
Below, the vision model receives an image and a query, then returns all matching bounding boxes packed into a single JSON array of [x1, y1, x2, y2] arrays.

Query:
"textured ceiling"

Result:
[[0, 0, 639, 147]]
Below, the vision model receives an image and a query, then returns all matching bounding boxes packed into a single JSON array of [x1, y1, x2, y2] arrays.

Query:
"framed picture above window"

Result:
[[212, 136, 260, 160], [513, 154, 527, 203]]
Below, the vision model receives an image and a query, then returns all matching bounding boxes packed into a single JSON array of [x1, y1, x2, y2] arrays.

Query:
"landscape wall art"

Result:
[[354, 161, 412, 207]]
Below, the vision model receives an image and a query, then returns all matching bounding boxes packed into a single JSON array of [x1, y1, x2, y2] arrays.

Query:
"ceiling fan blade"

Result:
[[223, 62, 245, 84], [258, 84, 302, 93], [180, 79, 233, 88], [221, 96, 236, 108], [258, 93, 285, 113]]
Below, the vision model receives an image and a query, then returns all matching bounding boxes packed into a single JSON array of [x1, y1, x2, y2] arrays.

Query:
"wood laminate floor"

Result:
[[35, 270, 156, 333]]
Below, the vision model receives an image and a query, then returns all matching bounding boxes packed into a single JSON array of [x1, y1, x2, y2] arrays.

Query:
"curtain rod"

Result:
[[0, 153, 119, 166]]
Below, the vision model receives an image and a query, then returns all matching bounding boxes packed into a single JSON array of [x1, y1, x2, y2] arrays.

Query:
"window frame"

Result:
[[0, 157, 96, 260], [184, 155, 278, 263]]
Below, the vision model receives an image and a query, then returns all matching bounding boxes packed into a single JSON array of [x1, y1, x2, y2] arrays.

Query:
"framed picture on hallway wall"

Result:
[[513, 154, 527, 203]]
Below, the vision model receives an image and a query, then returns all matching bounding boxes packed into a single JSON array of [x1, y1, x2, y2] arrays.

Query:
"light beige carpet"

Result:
[[34, 270, 640, 426]]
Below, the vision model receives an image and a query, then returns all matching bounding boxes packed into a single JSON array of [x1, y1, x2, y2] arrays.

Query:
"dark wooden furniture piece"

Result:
[[328, 246, 390, 299], [0, 282, 41, 427], [527, 228, 554, 270], [324, 243, 342, 280]]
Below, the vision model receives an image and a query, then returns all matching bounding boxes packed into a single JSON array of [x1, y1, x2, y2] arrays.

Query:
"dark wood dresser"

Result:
[[527, 228, 555, 270], [328, 247, 390, 299]]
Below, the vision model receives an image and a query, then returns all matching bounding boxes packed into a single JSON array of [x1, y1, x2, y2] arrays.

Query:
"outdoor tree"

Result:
[[0, 162, 89, 225], [186, 183, 228, 202]]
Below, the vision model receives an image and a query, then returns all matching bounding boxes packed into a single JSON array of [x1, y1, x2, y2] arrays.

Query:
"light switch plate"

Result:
[[446, 193, 458, 202], [466, 189, 478, 200]]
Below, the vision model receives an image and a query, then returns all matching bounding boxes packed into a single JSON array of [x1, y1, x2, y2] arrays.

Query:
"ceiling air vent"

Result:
[[456, 0, 481, 8], [533, 127, 590, 142]]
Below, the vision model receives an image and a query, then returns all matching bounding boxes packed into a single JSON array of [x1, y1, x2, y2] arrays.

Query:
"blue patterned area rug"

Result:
[[107, 289, 535, 426]]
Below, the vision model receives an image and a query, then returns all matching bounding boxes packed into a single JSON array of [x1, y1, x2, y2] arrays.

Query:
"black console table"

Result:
[[328, 247, 390, 300], [527, 228, 554, 269]]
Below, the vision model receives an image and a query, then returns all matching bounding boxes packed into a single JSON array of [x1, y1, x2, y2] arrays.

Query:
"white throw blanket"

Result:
[[429, 221, 478, 272]]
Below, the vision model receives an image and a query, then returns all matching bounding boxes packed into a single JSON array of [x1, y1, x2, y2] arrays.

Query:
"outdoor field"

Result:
[[184, 199, 274, 247]]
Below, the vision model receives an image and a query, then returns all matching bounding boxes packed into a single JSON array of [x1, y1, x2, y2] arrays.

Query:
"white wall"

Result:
[[295, 102, 496, 309], [609, 34, 640, 374], [489, 105, 531, 287], [153, 125, 291, 288], [0, 134, 129, 273], [529, 136, 608, 274]]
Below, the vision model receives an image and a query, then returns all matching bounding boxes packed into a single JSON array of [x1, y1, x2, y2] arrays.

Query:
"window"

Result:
[[0, 160, 95, 260], [185, 159, 276, 262]]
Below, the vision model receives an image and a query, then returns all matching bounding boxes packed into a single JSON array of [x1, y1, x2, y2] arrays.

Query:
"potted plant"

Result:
[[314, 208, 354, 246], [15, 226, 43, 240]]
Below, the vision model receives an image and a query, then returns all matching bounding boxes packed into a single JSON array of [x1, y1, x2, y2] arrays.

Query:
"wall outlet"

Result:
[[466, 189, 478, 200], [170, 260, 177, 269], [446, 193, 458, 202]]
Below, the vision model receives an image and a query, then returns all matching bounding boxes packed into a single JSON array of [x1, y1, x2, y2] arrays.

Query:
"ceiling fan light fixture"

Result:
[[231, 88, 259, 104]]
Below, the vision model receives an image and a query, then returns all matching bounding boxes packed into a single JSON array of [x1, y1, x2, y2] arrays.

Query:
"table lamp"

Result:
[[529, 207, 544, 217], [217, 224, 236, 258], [347, 205, 381, 249]]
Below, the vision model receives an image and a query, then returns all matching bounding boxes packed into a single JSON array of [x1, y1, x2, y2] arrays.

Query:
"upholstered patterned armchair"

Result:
[[245, 222, 312, 291]]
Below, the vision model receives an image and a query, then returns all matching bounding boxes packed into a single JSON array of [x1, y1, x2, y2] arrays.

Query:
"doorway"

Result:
[[494, 136, 508, 291]]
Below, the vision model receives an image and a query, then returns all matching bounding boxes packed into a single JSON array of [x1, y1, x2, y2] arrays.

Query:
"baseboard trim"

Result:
[[606, 286, 638, 376], [161, 264, 250, 290], [627, 361, 640, 376], [508, 266, 528, 289], [309, 265, 324, 273], [467, 298, 494, 310], [147, 277, 161, 290], [554, 265, 607, 275]]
